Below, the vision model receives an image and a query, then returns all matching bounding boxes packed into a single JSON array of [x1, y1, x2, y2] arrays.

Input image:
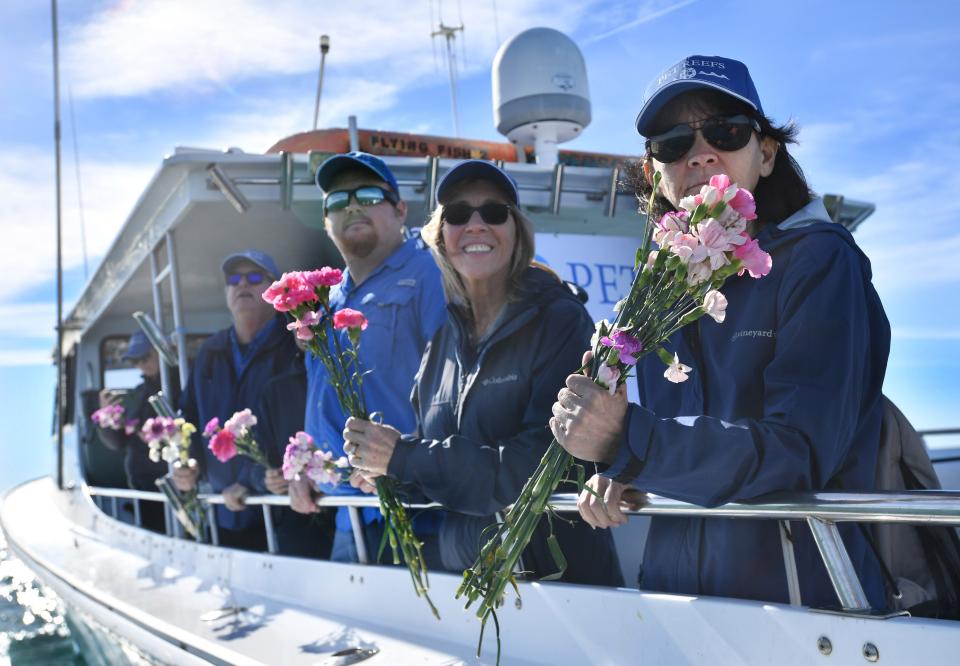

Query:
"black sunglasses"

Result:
[[442, 202, 512, 226], [324, 185, 398, 213], [646, 114, 761, 164], [225, 271, 266, 286]]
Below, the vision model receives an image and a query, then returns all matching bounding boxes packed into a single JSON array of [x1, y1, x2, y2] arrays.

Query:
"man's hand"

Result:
[[577, 474, 645, 529], [288, 476, 321, 514], [222, 483, 251, 512], [171, 463, 199, 492], [348, 468, 380, 495], [98, 388, 121, 409], [342, 417, 401, 476], [264, 468, 288, 495], [550, 351, 627, 464]]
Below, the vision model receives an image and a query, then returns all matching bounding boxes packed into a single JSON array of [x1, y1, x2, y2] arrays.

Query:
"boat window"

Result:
[[99, 333, 212, 388]]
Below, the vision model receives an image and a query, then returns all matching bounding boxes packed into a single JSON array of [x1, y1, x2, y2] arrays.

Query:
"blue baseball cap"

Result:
[[315, 151, 400, 194], [220, 249, 280, 279], [122, 330, 152, 361], [436, 160, 520, 206], [635, 55, 763, 137]]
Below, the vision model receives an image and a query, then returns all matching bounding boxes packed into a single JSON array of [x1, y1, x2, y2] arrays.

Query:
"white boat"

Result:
[[3, 23, 960, 666]]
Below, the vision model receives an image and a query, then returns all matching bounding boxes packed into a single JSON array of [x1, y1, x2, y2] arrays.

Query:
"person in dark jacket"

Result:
[[343, 160, 623, 585], [96, 330, 177, 532], [551, 55, 890, 608], [251, 361, 336, 558], [175, 249, 299, 551]]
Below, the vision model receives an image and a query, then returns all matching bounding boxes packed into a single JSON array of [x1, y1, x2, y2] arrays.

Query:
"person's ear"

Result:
[[759, 137, 778, 178], [394, 199, 408, 225]]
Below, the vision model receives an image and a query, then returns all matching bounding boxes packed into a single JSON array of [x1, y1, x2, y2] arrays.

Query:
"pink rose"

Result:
[[734, 236, 772, 278], [333, 308, 368, 331], [208, 429, 238, 463], [304, 267, 343, 288]]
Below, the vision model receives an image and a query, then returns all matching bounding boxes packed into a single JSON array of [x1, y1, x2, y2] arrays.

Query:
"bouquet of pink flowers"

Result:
[[264, 268, 437, 617], [202, 409, 267, 466], [457, 173, 773, 653], [282, 431, 350, 487], [91, 404, 139, 435]]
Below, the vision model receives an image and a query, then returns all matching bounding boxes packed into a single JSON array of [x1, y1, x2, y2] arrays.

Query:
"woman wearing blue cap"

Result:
[[551, 55, 891, 608], [342, 160, 622, 585]]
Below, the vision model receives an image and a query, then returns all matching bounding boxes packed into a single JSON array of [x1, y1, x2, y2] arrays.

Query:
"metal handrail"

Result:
[[84, 484, 960, 613]]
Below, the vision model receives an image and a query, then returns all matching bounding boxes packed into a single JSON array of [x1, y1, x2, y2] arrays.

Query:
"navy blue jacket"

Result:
[[605, 199, 890, 608], [389, 267, 623, 585], [179, 315, 300, 531]]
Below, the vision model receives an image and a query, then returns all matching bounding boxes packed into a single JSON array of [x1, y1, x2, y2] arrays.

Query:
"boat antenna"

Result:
[[312, 34, 331, 130], [68, 87, 89, 279], [492, 0, 501, 46], [431, 19, 464, 136], [51, 0, 65, 490]]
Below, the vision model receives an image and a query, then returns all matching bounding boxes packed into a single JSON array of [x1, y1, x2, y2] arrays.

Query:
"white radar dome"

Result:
[[493, 27, 591, 166]]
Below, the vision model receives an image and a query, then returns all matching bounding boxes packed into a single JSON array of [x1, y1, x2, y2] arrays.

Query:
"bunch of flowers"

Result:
[[457, 173, 773, 655], [202, 409, 267, 466], [282, 431, 350, 487], [141, 416, 196, 466], [91, 404, 139, 435], [264, 268, 437, 617]]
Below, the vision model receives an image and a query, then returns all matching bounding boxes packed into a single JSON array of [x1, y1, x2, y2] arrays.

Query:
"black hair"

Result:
[[629, 89, 813, 225]]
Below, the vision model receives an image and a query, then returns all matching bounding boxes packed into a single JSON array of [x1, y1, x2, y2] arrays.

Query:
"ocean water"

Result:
[[0, 532, 85, 665]]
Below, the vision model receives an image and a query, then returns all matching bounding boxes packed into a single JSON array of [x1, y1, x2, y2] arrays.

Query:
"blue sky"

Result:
[[1, 0, 959, 492]]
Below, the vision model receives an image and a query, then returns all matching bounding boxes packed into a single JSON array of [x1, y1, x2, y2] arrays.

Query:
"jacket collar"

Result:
[[342, 236, 420, 292]]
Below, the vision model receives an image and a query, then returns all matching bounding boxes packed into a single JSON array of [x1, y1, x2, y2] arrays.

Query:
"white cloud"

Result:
[[581, 0, 699, 45], [0, 151, 155, 302], [0, 349, 53, 368], [63, 0, 593, 99], [0, 303, 57, 340]]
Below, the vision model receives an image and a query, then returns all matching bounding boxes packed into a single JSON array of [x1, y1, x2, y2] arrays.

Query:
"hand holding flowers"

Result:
[[202, 409, 267, 467]]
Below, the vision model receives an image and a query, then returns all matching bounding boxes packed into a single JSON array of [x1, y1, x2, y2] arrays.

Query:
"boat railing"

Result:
[[84, 484, 960, 614]]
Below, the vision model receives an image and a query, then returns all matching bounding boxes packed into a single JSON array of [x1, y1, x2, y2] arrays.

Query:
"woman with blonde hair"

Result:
[[342, 160, 622, 584]]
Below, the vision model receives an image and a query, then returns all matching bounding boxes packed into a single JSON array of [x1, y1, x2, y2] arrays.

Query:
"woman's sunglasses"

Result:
[[225, 271, 266, 286], [442, 202, 512, 226], [646, 114, 761, 164], [324, 185, 398, 213]]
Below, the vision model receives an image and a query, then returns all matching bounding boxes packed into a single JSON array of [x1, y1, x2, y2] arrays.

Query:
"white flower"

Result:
[[703, 290, 728, 323], [722, 183, 739, 203], [148, 442, 162, 463], [679, 194, 699, 212], [664, 353, 692, 383], [701, 185, 720, 206], [161, 444, 180, 464], [686, 260, 713, 286], [590, 319, 611, 348], [596, 364, 620, 395]]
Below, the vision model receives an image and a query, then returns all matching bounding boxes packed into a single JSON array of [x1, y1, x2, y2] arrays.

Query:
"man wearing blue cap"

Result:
[[95, 330, 174, 531], [552, 55, 891, 609], [175, 249, 300, 551], [295, 152, 446, 563]]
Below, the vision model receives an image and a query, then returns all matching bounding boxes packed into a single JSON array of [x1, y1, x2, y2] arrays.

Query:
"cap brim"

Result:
[[634, 80, 760, 136], [315, 155, 386, 192], [220, 254, 277, 278], [436, 161, 519, 205]]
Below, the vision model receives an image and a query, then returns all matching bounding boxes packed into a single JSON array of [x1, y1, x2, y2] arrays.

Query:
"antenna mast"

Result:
[[431, 21, 464, 137]]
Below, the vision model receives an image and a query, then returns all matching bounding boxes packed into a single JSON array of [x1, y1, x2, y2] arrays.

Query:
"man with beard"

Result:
[[291, 152, 446, 563], [174, 249, 299, 551]]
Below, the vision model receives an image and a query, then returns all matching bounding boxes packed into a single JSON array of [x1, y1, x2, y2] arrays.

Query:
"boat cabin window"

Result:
[[98, 333, 212, 389]]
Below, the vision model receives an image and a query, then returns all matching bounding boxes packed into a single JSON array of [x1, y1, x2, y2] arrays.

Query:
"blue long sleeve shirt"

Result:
[[304, 236, 447, 531]]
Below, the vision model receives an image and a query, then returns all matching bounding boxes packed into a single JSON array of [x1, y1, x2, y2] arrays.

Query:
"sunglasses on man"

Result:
[[323, 185, 399, 213], [224, 271, 267, 286], [646, 114, 761, 164], [441, 202, 513, 227]]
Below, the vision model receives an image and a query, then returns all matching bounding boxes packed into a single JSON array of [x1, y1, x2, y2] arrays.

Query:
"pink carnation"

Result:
[[333, 308, 368, 331], [303, 267, 343, 288], [208, 429, 238, 463], [727, 188, 757, 221], [203, 417, 220, 437], [142, 416, 176, 443], [286, 310, 322, 341], [734, 236, 772, 278], [262, 272, 317, 312]]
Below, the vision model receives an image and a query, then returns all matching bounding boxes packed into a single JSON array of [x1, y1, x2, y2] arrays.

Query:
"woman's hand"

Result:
[[288, 475, 321, 514], [349, 468, 381, 495], [342, 417, 400, 476], [578, 473, 646, 529], [550, 351, 628, 464]]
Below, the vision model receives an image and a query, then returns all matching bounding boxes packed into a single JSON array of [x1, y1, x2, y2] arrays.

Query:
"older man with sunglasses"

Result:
[[175, 249, 300, 551], [292, 152, 447, 564]]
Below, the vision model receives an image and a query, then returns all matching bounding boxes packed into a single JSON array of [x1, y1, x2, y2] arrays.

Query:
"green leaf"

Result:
[[656, 347, 675, 366], [540, 534, 568, 581]]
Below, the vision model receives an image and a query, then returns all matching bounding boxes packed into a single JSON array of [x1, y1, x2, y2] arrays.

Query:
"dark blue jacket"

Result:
[[604, 199, 890, 608], [389, 267, 623, 586], [179, 315, 300, 531]]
